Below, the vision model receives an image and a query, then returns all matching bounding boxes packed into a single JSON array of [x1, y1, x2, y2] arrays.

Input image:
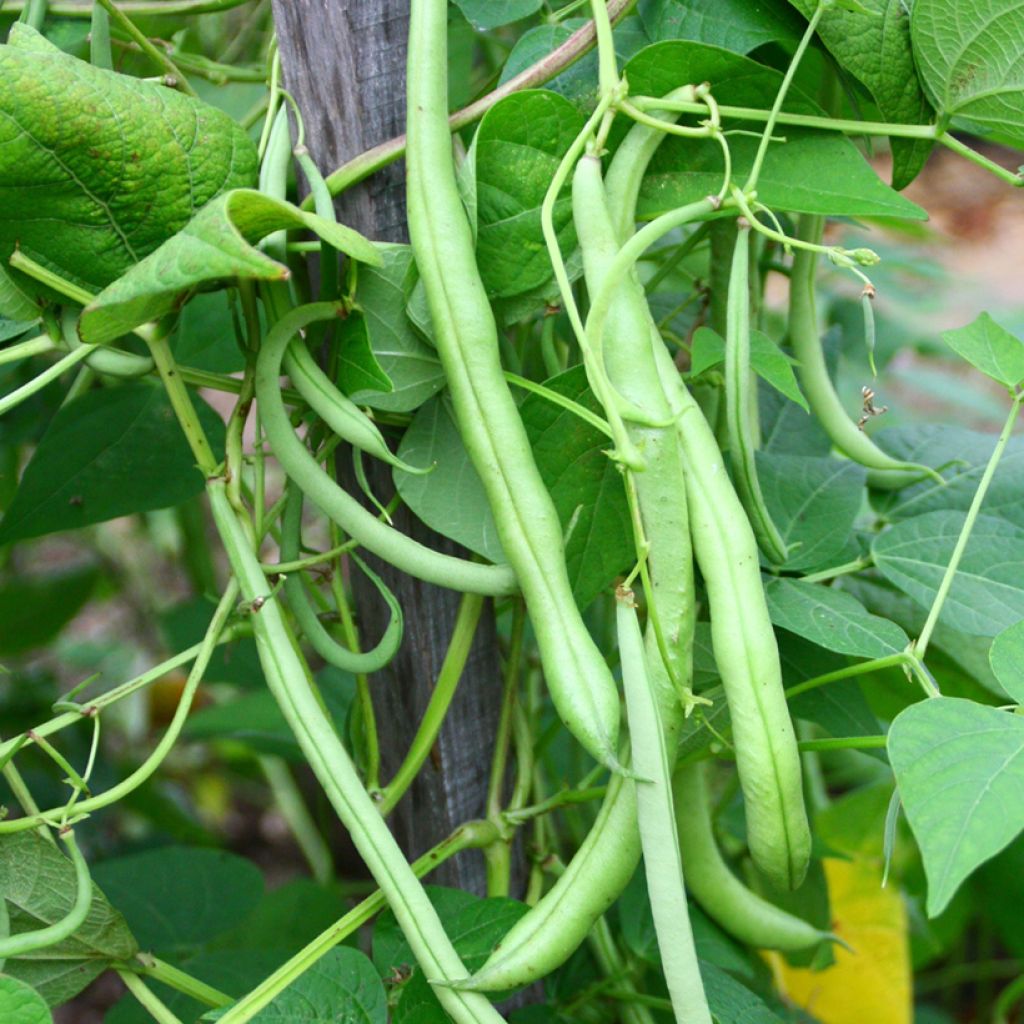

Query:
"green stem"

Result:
[[503, 371, 612, 437], [137, 956, 233, 1008], [799, 556, 872, 584], [259, 756, 333, 884], [939, 132, 1024, 188], [588, 0, 618, 98], [145, 334, 218, 476], [90, 3, 112, 68], [587, 916, 657, 1024], [783, 652, 909, 700], [214, 819, 499, 1024], [0, 334, 54, 366], [0, 346, 92, 416], [95, 0, 198, 96], [0, 761, 55, 844], [376, 593, 484, 815], [797, 735, 887, 752], [116, 971, 185, 1024], [503, 785, 607, 824], [916, 395, 1022, 659]]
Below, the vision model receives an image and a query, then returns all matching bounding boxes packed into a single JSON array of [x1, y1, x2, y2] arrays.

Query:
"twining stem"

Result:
[[259, 756, 333, 884], [0, 345, 91, 416], [915, 394, 1022, 660], [784, 652, 909, 700], [135, 956, 233, 1009], [0, 334, 54, 366], [799, 556, 872, 584], [116, 971, 185, 1024], [375, 592, 484, 815], [214, 819, 499, 1024]]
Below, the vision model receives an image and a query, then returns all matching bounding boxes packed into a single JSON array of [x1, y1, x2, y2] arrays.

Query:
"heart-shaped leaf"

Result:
[[0, 24, 257, 316], [80, 190, 380, 343], [942, 313, 1024, 390], [889, 697, 1024, 916]]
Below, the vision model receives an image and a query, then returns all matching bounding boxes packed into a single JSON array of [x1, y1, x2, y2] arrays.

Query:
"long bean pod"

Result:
[[789, 214, 935, 490], [673, 760, 830, 952], [618, 588, 711, 1024], [406, 0, 621, 769], [724, 225, 788, 564], [208, 480, 505, 1024], [255, 303, 518, 597]]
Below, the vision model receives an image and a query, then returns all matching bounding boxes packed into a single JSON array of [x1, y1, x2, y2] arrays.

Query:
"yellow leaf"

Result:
[[766, 857, 910, 1024]]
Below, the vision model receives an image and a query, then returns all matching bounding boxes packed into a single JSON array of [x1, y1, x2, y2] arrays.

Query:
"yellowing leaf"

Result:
[[766, 857, 910, 1024]]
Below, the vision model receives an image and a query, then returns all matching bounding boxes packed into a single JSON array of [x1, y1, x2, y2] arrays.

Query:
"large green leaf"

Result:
[[638, 0, 803, 53], [758, 454, 866, 572], [92, 846, 263, 957], [0, 567, 100, 656], [79, 191, 379, 344], [786, 0, 935, 188], [0, 383, 227, 545], [342, 245, 445, 414], [872, 511, 1024, 638], [765, 577, 909, 659], [942, 313, 1024, 390], [0, 832, 138, 1007], [207, 948, 386, 1024], [471, 91, 586, 299], [0, 24, 257, 317], [911, 0, 1024, 147], [889, 697, 1024, 916], [0, 976, 51, 1024], [623, 42, 928, 217]]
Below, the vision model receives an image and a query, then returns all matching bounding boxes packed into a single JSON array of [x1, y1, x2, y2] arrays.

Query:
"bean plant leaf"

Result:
[[872, 511, 1024, 638], [79, 190, 380, 344], [889, 697, 1024, 916], [638, 0, 803, 53], [395, 395, 507, 564], [0, 832, 138, 1007], [622, 43, 928, 218], [92, 846, 263, 956], [765, 577, 909, 659], [911, 0, 1024, 147], [0, 383, 227, 545], [341, 245, 445, 413], [785, 0, 935, 188], [758, 454, 866, 572], [471, 91, 586, 299], [206, 948, 386, 1024], [689, 327, 806, 409], [452, 0, 542, 30], [0, 23, 257, 317], [0, 976, 52, 1024], [941, 313, 1024, 390], [990, 620, 1024, 704]]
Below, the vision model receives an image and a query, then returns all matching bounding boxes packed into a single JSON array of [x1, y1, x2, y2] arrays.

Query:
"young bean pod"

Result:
[[280, 482, 403, 674], [618, 588, 712, 1024], [406, 0, 622, 770], [789, 214, 936, 490], [724, 225, 789, 565], [255, 303, 518, 597], [673, 760, 831, 952]]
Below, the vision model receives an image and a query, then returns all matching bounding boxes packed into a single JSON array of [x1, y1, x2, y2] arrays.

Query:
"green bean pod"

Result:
[[280, 482, 403, 674], [457, 768, 641, 992], [724, 226, 788, 565], [673, 760, 830, 952], [256, 303, 518, 597], [789, 214, 935, 490], [406, 0, 621, 769], [618, 588, 712, 1024]]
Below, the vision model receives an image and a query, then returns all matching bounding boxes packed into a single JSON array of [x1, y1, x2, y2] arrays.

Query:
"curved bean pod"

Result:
[[673, 760, 830, 952], [724, 226, 788, 565], [255, 303, 518, 597], [280, 483, 403, 674], [457, 768, 641, 992], [618, 588, 712, 1024], [789, 214, 935, 490], [406, 0, 621, 769]]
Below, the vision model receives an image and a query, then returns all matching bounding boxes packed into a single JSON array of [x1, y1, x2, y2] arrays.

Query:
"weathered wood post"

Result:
[[270, 1, 514, 897]]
